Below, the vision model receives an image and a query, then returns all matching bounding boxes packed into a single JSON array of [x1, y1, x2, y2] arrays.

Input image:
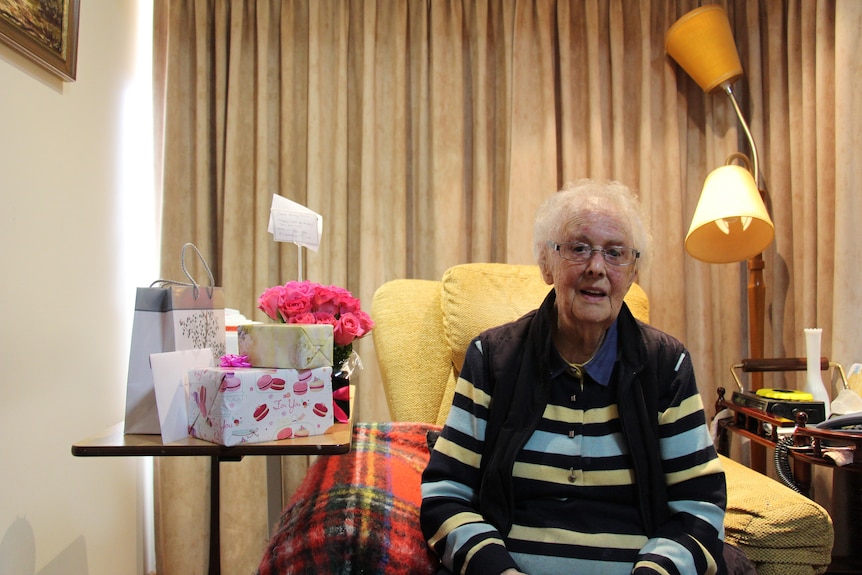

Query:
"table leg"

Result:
[[210, 456, 220, 575], [831, 472, 862, 567], [266, 455, 284, 530], [750, 442, 767, 475]]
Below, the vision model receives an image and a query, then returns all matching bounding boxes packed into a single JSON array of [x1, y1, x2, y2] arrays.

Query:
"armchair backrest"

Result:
[[371, 263, 649, 424]]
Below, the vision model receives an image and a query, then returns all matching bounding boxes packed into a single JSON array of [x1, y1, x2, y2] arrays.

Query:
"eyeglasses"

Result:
[[551, 241, 640, 267]]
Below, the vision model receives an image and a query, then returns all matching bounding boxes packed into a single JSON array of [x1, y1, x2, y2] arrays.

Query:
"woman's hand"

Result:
[[500, 569, 527, 575]]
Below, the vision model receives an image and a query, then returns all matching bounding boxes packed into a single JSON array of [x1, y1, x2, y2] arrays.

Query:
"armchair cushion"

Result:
[[722, 456, 833, 575], [441, 263, 553, 375]]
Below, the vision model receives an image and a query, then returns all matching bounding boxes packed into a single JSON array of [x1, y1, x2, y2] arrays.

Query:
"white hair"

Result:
[[532, 178, 652, 273]]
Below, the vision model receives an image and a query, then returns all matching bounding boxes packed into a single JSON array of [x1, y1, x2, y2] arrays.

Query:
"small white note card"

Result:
[[268, 194, 323, 252], [150, 348, 215, 444]]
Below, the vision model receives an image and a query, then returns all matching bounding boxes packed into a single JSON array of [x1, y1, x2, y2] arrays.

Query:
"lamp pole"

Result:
[[748, 253, 766, 389], [724, 83, 768, 386], [747, 252, 768, 473], [726, 83, 772, 472]]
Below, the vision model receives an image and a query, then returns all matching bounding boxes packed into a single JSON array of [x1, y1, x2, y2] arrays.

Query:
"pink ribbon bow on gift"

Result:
[[332, 386, 350, 423], [220, 354, 251, 368]]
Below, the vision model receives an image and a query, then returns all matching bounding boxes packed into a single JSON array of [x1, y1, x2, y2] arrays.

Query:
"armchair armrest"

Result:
[[721, 455, 833, 575]]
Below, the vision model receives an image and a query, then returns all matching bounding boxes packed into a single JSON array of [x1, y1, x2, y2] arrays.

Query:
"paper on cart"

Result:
[[267, 194, 323, 251]]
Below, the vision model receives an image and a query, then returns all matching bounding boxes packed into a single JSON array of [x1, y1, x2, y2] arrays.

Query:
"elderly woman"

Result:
[[420, 179, 730, 575]]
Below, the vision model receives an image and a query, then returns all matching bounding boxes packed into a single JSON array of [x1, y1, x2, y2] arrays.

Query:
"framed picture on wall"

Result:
[[0, 0, 80, 82]]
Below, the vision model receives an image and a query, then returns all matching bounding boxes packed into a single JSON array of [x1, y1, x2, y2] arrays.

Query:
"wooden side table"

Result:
[[714, 387, 862, 572], [72, 387, 354, 575]]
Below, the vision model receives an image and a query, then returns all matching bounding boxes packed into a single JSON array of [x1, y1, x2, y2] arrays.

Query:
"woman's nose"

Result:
[[584, 250, 606, 274]]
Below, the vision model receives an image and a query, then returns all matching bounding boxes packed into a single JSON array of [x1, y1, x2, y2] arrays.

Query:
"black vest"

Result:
[[476, 290, 669, 537]]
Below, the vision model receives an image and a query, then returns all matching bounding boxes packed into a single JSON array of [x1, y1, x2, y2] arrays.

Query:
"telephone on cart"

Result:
[[815, 411, 862, 432], [774, 410, 862, 493]]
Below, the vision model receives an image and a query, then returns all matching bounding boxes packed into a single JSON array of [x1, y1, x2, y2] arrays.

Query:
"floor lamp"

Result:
[[665, 5, 775, 377], [666, 5, 775, 471]]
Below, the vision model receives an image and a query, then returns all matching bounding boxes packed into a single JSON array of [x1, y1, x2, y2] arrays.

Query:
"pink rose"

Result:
[[257, 286, 284, 321], [278, 291, 312, 321], [288, 312, 317, 325], [354, 309, 375, 333], [284, 280, 317, 297], [334, 312, 363, 346], [311, 286, 340, 315], [312, 311, 337, 326], [329, 286, 360, 314]]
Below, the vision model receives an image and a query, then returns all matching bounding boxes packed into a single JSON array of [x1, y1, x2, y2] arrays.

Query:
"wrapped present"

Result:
[[237, 324, 333, 369], [187, 366, 333, 446]]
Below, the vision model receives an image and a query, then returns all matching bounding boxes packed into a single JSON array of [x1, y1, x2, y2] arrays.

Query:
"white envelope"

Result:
[[150, 348, 215, 443]]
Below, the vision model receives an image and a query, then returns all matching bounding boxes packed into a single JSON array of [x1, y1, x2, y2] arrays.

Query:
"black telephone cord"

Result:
[[774, 436, 804, 494]]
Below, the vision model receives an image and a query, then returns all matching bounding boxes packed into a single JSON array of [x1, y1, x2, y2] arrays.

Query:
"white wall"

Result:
[[0, 3, 155, 574]]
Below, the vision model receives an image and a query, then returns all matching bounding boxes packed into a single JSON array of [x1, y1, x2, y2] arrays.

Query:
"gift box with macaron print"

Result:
[[187, 366, 333, 446]]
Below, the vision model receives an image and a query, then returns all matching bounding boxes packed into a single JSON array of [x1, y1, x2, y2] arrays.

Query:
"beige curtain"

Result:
[[151, 1, 859, 573]]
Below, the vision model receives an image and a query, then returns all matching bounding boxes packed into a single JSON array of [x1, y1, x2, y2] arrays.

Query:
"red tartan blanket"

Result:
[[257, 422, 441, 575]]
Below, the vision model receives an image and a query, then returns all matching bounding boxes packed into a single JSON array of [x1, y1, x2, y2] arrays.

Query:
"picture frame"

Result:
[[0, 0, 80, 82]]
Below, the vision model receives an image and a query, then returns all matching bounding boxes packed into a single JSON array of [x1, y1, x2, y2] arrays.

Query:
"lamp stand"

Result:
[[748, 252, 766, 388], [728, 84, 769, 468], [748, 251, 767, 473]]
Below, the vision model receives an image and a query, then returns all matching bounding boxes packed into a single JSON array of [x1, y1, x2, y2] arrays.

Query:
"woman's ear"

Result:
[[538, 250, 554, 285]]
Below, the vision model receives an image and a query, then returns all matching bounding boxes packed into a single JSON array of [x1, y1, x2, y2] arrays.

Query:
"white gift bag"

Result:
[[124, 243, 225, 434]]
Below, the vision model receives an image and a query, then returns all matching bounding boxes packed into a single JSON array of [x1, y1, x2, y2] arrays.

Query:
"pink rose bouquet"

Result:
[[257, 280, 374, 369]]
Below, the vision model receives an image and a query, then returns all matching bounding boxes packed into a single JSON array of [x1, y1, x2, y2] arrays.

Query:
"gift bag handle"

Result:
[[150, 243, 216, 300]]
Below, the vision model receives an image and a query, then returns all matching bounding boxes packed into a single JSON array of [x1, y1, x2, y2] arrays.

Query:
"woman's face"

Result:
[[541, 203, 638, 333]]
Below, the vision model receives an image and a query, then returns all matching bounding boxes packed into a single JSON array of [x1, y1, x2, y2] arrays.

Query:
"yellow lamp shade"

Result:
[[665, 5, 743, 93], [685, 164, 774, 263]]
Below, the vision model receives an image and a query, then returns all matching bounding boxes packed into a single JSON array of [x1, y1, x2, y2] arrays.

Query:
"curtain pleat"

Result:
[[151, 1, 853, 572], [834, 1, 862, 365]]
